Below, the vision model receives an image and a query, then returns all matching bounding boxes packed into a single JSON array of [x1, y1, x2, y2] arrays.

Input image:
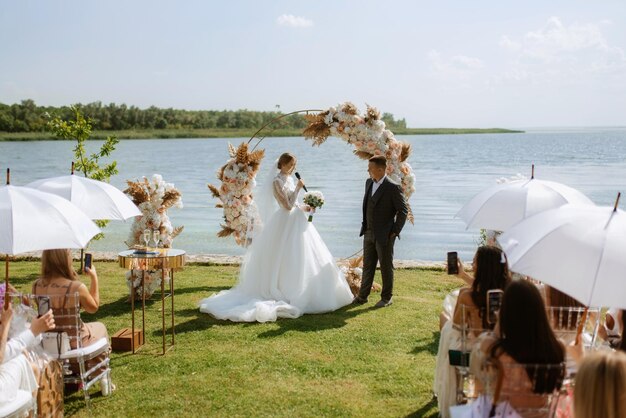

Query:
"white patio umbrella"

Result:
[[26, 168, 140, 220], [456, 166, 594, 231], [498, 193, 626, 309], [1, 169, 100, 303]]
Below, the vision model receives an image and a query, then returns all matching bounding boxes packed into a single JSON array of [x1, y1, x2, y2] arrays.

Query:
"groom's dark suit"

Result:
[[358, 176, 408, 303]]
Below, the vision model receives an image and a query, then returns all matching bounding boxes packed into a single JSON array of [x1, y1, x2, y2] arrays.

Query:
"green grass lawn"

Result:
[[7, 261, 462, 417]]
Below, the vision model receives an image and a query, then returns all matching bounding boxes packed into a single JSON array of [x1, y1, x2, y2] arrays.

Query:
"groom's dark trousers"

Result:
[[358, 177, 408, 301]]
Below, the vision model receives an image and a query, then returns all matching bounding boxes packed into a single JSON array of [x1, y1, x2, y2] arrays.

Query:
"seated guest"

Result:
[[471, 280, 565, 416], [434, 246, 511, 417], [32, 249, 111, 388], [574, 351, 626, 418], [0, 301, 55, 406], [597, 308, 624, 349]]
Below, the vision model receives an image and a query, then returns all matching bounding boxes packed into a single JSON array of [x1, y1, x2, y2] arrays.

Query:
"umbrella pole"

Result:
[[4, 255, 8, 310], [531, 164, 535, 179], [614, 192, 621, 212], [575, 307, 589, 345], [79, 248, 84, 274]]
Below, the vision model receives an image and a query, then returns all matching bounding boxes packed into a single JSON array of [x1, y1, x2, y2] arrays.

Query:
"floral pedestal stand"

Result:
[[118, 249, 185, 355]]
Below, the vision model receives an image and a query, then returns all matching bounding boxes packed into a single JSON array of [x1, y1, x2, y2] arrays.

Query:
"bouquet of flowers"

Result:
[[303, 191, 324, 222]]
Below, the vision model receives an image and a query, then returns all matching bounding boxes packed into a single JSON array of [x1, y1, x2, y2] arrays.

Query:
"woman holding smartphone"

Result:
[[434, 246, 511, 418], [31, 249, 112, 393], [470, 280, 565, 414], [1, 299, 56, 405]]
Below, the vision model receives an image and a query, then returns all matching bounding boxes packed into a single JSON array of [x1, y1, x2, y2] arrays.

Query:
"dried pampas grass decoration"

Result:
[[364, 104, 381, 124], [340, 255, 381, 296], [400, 143, 411, 162], [302, 112, 331, 146]]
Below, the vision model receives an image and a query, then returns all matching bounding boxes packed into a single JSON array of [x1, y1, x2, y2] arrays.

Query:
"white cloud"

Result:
[[428, 50, 485, 81], [499, 17, 626, 81], [499, 35, 521, 51], [276, 14, 313, 28]]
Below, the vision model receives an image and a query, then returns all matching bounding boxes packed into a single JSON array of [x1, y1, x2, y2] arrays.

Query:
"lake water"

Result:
[[2, 128, 625, 262]]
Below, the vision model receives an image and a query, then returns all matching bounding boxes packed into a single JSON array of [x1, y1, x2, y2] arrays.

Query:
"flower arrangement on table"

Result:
[[123, 174, 184, 299], [303, 102, 416, 223], [339, 255, 381, 296], [208, 142, 265, 247], [303, 191, 324, 222]]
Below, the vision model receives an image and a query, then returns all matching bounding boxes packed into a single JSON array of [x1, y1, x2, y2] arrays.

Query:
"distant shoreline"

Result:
[[0, 127, 523, 141]]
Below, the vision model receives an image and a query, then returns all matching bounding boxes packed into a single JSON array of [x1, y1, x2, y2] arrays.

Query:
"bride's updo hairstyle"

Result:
[[277, 153, 296, 171]]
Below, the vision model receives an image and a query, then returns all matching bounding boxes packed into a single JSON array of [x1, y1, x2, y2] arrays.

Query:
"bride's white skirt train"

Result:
[[199, 208, 353, 322]]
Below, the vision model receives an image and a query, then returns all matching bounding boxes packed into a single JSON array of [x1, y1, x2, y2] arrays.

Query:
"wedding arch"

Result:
[[208, 102, 416, 247]]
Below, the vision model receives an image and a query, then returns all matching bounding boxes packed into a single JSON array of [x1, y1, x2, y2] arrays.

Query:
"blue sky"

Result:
[[1, 0, 625, 128]]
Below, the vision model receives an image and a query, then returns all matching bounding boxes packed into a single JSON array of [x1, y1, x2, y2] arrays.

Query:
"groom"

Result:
[[353, 156, 408, 308]]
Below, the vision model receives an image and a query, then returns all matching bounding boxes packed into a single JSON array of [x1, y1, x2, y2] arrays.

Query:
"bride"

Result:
[[199, 152, 353, 322]]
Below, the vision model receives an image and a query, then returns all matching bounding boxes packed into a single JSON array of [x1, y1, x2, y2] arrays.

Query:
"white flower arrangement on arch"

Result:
[[303, 102, 415, 222], [209, 103, 415, 247]]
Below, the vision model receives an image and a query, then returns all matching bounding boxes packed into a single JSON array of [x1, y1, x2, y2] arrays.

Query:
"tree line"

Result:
[[0, 100, 407, 133]]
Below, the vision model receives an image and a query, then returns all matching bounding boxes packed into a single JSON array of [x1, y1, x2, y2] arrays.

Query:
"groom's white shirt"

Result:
[[371, 175, 387, 196]]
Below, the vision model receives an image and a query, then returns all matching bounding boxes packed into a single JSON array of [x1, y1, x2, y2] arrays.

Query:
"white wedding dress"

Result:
[[199, 171, 353, 322]]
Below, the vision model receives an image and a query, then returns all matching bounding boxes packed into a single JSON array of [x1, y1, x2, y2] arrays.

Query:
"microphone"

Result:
[[294, 172, 308, 192]]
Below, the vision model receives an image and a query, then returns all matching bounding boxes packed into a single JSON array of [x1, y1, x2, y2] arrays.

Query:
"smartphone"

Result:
[[447, 252, 458, 275], [84, 252, 93, 271], [486, 289, 504, 325], [38, 296, 50, 317]]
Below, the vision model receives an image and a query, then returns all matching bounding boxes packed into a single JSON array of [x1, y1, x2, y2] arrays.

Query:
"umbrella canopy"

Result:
[[26, 174, 141, 221], [0, 184, 101, 255], [498, 199, 626, 309], [456, 177, 594, 231]]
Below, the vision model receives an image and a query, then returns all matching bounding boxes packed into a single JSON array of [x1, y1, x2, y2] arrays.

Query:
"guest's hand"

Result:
[[297, 179, 305, 189], [85, 264, 98, 280], [31, 310, 55, 336], [455, 258, 474, 285], [567, 341, 585, 365], [1, 300, 13, 322]]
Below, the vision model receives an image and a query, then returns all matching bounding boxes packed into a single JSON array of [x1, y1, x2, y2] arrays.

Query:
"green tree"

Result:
[[46, 105, 120, 240]]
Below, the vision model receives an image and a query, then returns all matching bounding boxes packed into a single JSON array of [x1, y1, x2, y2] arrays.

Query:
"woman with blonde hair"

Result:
[[574, 351, 626, 418], [32, 249, 112, 392]]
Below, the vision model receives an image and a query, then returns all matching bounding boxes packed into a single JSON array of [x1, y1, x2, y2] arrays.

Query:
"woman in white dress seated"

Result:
[[199, 152, 353, 322], [434, 246, 511, 417], [0, 300, 55, 407]]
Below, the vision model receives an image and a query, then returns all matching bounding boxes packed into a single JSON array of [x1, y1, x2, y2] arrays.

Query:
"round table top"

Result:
[[118, 248, 186, 270]]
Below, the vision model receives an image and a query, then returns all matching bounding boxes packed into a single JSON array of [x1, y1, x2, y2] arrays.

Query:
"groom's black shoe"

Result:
[[374, 298, 393, 308], [351, 296, 368, 305]]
